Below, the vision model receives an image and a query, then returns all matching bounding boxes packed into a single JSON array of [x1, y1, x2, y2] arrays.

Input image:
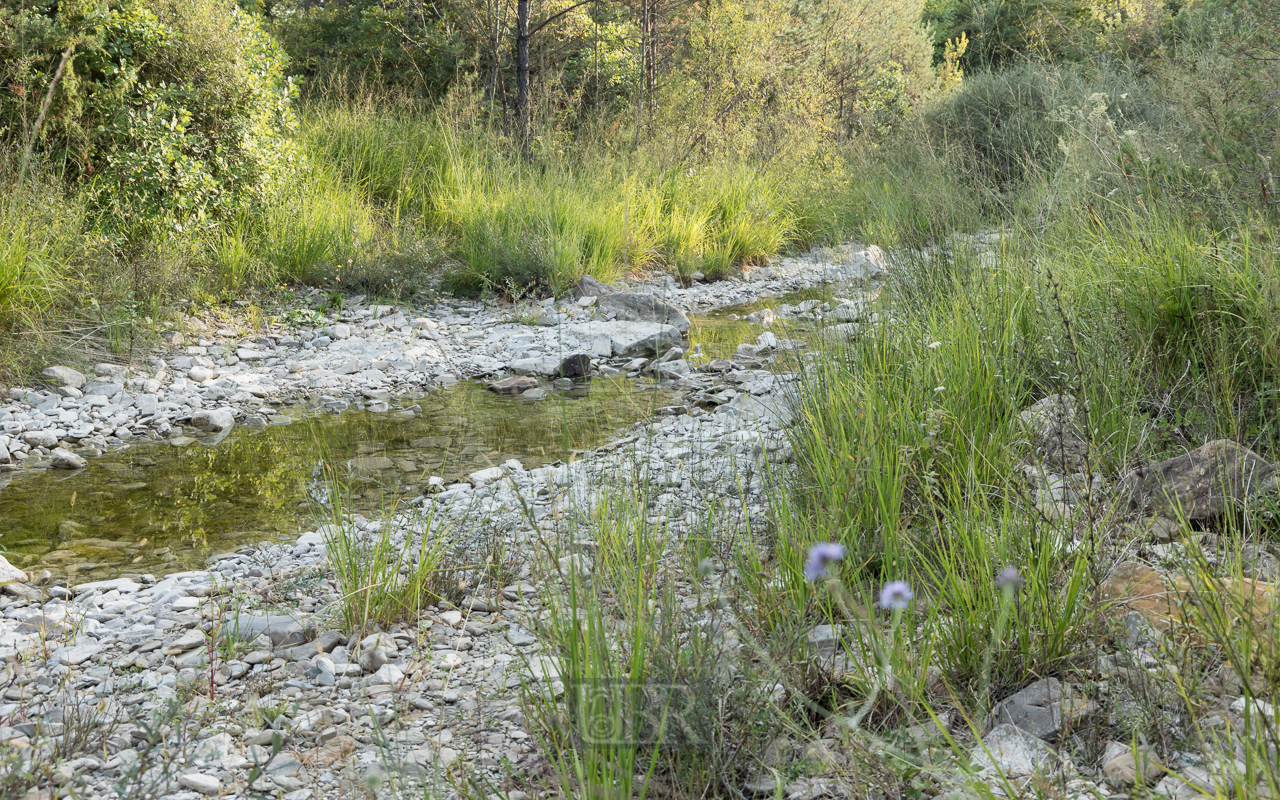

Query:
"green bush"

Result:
[[1, 0, 297, 232]]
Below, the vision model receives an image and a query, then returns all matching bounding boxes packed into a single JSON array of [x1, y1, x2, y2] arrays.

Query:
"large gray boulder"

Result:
[[989, 677, 1096, 739], [50, 447, 87, 470], [569, 275, 617, 301], [191, 409, 235, 433], [21, 430, 58, 449], [225, 614, 315, 648], [42, 365, 86, 389], [971, 724, 1061, 779], [598, 292, 691, 333], [570, 321, 682, 358], [1123, 439, 1275, 520], [0, 554, 27, 585]]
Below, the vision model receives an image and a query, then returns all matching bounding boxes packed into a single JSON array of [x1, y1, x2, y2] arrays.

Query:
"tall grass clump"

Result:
[[258, 163, 379, 284], [313, 471, 450, 636], [0, 176, 84, 329]]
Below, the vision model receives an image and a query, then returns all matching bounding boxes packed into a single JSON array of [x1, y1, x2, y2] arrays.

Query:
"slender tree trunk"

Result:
[[515, 0, 531, 144]]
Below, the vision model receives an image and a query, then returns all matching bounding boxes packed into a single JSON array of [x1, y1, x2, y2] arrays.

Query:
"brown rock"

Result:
[[1100, 561, 1275, 632], [1124, 440, 1275, 520], [307, 735, 357, 768], [488, 376, 538, 395], [1102, 743, 1164, 787]]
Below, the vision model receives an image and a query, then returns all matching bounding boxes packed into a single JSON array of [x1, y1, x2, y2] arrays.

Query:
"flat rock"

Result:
[[52, 643, 103, 666], [598, 292, 691, 333], [506, 626, 536, 647], [990, 677, 1096, 739], [43, 366, 87, 388], [190, 409, 235, 432], [0, 554, 26, 585], [570, 321, 682, 358], [1124, 439, 1275, 520], [971, 723, 1060, 778], [226, 614, 313, 648], [489, 376, 539, 395], [469, 466, 504, 486], [508, 357, 560, 377], [50, 447, 87, 469], [177, 772, 221, 795], [21, 430, 59, 449], [75, 577, 141, 594], [1100, 560, 1275, 631], [165, 629, 207, 654], [346, 456, 395, 472]]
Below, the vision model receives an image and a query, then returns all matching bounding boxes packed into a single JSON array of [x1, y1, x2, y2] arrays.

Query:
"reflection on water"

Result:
[[0, 378, 671, 580], [687, 287, 837, 359]]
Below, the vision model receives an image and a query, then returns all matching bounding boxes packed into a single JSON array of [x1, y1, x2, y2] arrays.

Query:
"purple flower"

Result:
[[804, 542, 846, 582], [996, 566, 1023, 590], [879, 581, 914, 611]]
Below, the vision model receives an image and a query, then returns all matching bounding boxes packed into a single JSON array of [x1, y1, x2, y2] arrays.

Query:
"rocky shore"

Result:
[[0, 243, 885, 477]]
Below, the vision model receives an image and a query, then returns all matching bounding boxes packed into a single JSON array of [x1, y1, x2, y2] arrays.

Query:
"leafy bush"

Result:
[[1, 0, 298, 232]]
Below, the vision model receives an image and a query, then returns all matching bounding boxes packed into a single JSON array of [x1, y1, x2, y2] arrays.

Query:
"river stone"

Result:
[[42, 366, 86, 389], [346, 456, 395, 472], [1123, 439, 1276, 520], [177, 772, 221, 795], [75, 577, 141, 594], [506, 626, 536, 647], [371, 663, 405, 686], [50, 447, 87, 470], [227, 614, 314, 648], [0, 555, 26, 585], [192, 732, 249, 770], [190, 409, 235, 432], [52, 643, 103, 666], [21, 430, 59, 449], [598, 292, 691, 332], [571, 321, 683, 358], [469, 466, 504, 486], [165, 629, 207, 654], [508, 358, 559, 377], [1101, 742, 1163, 787], [490, 376, 538, 395], [569, 274, 617, 300], [556, 353, 591, 379], [989, 677, 1096, 739], [0, 440, 9, 464], [971, 723, 1061, 778]]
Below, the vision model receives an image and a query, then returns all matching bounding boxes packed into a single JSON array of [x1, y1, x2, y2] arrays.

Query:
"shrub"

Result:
[[0, 0, 298, 233]]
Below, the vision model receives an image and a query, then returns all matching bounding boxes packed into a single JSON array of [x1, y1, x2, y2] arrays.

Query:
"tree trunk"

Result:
[[515, 0, 531, 144]]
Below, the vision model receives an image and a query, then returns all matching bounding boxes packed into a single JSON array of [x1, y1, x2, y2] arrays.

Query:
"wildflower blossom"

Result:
[[804, 542, 846, 582], [996, 566, 1023, 590], [879, 580, 914, 611]]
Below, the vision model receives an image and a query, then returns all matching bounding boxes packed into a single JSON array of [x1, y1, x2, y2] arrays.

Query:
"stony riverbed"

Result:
[[4, 232, 1277, 800], [0, 242, 887, 800]]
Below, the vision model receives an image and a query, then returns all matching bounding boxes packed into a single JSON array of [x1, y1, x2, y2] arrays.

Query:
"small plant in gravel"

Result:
[[314, 469, 452, 636]]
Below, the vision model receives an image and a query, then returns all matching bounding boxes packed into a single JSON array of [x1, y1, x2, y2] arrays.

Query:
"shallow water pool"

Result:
[[0, 377, 672, 580]]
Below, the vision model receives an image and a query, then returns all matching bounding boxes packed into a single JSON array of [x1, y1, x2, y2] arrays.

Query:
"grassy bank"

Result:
[[0, 92, 863, 381]]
